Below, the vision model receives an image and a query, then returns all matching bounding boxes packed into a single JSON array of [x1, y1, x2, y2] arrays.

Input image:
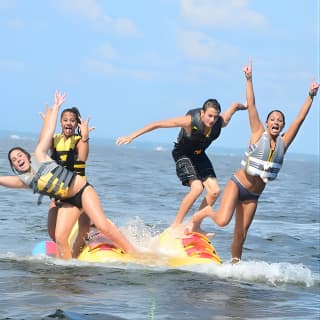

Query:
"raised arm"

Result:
[[116, 115, 191, 145], [77, 116, 95, 161], [35, 91, 66, 161], [281, 81, 319, 150], [243, 62, 264, 143], [220, 102, 247, 127]]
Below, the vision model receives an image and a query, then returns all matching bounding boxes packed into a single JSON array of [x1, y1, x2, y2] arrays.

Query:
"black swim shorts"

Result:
[[175, 153, 216, 186]]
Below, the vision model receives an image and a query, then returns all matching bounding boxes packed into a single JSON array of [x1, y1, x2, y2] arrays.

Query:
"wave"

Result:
[[0, 252, 317, 288], [182, 260, 318, 288]]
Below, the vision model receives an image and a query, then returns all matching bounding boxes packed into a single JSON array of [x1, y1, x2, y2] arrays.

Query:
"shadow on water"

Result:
[[43, 308, 127, 320]]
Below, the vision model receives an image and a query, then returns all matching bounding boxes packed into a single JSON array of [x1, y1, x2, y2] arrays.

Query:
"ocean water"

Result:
[[0, 137, 319, 320]]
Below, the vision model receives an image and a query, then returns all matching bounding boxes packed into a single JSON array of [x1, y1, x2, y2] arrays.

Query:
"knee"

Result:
[[214, 213, 231, 227], [190, 182, 204, 197], [207, 186, 220, 202], [54, 231, 69, 247]]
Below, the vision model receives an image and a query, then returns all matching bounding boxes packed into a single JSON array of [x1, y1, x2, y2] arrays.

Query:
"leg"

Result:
[[185, 177, 220, 238], [55, 204, 81, 259], [47, 199, 58, 241], [171, 179, 203, 227], [191, 178, 239, 231], [199, 177, 220, 209], [231, 201, 257, 260], [71, 212, 90, 258], [81, 186, 135, 253]]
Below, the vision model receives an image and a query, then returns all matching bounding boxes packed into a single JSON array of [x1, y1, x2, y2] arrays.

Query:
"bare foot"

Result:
[[231, 257, 241, 264], [182, 219, 215, 239]]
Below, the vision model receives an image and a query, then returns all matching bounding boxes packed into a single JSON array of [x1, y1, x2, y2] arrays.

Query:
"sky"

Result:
[[1, 0, 319, 155]]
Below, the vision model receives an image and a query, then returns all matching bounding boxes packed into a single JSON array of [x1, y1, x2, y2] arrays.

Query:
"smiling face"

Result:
[[265, 111, 285, 137], [9, 148, 31, 173], [60, 111, 79, 137]]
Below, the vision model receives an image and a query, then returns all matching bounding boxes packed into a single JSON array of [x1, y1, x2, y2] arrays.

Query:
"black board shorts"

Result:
[[174, 153, 216, 186]]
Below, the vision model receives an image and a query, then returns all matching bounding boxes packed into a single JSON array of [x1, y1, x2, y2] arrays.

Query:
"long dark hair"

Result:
[[266, 109, 286, 126], [61, 107, 82, 135], [7, 146, 31, 174]]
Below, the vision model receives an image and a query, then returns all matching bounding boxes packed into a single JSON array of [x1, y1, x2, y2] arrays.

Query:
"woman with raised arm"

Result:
[[47, 106, 93, 258], [0, 92, 135, 259], [116, 99, 246, 229], [187, 62, 319, 263]]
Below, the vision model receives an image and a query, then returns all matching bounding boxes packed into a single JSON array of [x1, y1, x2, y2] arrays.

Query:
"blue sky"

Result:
[[1, 0, 319, 155]]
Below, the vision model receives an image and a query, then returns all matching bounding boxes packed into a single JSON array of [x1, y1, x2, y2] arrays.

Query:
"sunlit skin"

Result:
[[1, 92, 135, 259], [9, 150, 31, 173], [48, 109, 87, 258], [200, 108, 220, 129], [60, 111, 78, 138], [186, 61, 320, 262], [265, 112, 284, 138], [116, 99, 247, 231]]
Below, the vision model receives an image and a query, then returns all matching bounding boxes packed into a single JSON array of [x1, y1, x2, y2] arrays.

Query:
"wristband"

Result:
[[309, 91, 316, 98], [81, 137, 89, 142]]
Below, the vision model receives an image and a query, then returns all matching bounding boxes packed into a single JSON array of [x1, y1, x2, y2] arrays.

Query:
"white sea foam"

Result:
[[182, 260, 318, 287], [154, 146, 167, 152], [1, 252, 317, 288]]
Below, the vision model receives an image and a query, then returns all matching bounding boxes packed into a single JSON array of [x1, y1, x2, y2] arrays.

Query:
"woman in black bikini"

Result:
[[0, 92, 135, 259]]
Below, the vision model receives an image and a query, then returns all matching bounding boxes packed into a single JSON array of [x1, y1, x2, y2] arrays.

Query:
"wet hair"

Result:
[[60, 106, 81, 135], [266, 109, 285, 126], [202, 99, 221, 113], [7, 146, 31, 174]]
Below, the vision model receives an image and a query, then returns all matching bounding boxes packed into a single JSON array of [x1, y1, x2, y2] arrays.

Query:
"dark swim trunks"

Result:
[[175, 153, 216, 186], [230, 175, 260, 202]]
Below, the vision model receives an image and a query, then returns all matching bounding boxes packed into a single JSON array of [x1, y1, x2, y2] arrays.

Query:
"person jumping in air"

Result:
[[116, 98, 246, 230], [186, 61, 319, 263]]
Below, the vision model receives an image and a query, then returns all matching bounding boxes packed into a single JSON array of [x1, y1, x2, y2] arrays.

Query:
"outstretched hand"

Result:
[[243, 61, 252, 80], [54, 91, 67, 107], [39, 103, 49, 120], [39, 91, 66, 120], [309, 81, 320, 97], [235, 102, 248, 111], [116, 136, 133, 145], [79, 116, 95, 136]]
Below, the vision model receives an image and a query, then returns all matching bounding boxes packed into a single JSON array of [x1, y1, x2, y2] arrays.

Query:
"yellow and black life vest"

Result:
[[51, 133, 86, 177]]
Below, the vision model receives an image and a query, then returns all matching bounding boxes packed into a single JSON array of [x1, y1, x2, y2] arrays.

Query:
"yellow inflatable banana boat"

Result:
[[32, 226, 222, 267]]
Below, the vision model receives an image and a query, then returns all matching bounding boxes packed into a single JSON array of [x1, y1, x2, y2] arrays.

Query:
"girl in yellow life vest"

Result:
[[0, 92, 135, 259], [187, 61, 319, 263], [48, 106, 93, 257]]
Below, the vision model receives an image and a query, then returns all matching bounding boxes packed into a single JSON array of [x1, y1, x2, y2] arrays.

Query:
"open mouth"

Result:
[[17, 160, 27, 171], [270, 125, 280, 134], [64, 126, 74, 135]]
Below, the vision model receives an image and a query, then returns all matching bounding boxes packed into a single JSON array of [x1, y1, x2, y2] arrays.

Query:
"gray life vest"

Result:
[[240, 132, 285, 183], [18, 155, 74, 198]]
